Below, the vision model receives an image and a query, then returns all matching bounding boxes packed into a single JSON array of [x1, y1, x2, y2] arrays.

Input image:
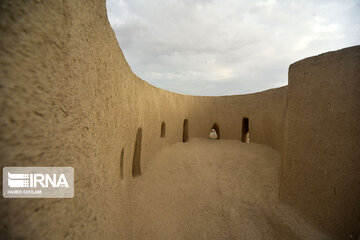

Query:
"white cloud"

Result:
[[106, 0, 360, 96]]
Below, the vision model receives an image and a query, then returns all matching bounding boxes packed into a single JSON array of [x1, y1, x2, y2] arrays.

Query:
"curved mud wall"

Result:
[[1, 1, 359, 240], [0, 1, 287, 239], [280, 46, 360, 239]]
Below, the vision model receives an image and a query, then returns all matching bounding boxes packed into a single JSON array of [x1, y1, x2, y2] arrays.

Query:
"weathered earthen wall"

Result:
[[280, 46, 360, 239], [2, 1, 359, 240], [0, 1, 287, 239]]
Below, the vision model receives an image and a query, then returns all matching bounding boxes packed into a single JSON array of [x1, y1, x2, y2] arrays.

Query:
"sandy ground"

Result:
[[129, 138, 331, 240]]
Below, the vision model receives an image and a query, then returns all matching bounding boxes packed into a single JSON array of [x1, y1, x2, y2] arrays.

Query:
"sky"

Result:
[[106, 0, 360, 96]]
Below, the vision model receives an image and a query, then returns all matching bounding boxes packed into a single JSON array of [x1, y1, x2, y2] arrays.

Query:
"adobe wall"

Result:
[[0, 1, 287, 239], [280, 46, 360, 239], [2, 1, 359, 240]]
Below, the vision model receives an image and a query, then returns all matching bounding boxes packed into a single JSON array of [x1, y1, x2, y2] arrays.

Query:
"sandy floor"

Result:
[[129, 138, 331, 240]]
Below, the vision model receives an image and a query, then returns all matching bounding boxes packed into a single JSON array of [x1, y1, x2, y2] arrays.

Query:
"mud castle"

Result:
[[0, 1, 359, 239]]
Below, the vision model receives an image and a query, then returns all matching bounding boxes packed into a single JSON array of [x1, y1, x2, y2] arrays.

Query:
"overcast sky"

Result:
[[106, 0, 360, 96]]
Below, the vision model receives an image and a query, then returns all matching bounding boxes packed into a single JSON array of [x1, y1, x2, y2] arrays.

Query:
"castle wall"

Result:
[[2, 1, 359, 239], [280, 46, 360, 239], [0, 1, 287, 239]]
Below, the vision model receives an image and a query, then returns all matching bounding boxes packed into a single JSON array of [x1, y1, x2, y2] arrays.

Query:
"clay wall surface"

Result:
[[280, 46, 360, 239], [0, 1, 287, 239], [1, 1, 359, 239]]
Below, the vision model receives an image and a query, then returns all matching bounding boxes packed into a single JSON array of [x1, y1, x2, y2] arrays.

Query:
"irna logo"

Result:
[[8, 172, 69, 188], [3, 167, 74, 198]]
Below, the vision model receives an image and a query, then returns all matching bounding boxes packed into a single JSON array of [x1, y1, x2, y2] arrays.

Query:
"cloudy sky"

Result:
[[106, 0, 360, 96]]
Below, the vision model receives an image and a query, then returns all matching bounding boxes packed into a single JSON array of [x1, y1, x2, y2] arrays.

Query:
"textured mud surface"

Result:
[[130, 138, 330, 240]]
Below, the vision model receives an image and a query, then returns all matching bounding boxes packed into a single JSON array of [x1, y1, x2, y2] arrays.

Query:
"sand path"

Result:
[[129, 138, 331, 240]]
